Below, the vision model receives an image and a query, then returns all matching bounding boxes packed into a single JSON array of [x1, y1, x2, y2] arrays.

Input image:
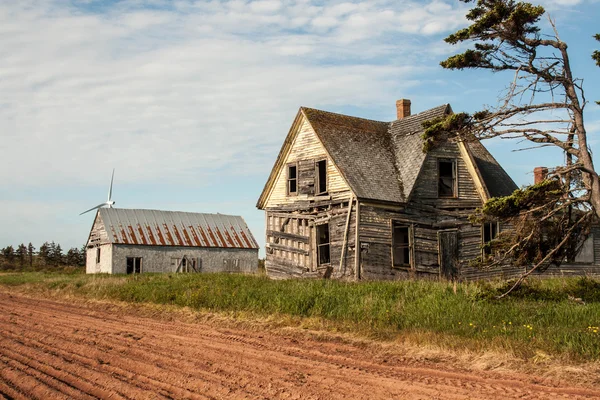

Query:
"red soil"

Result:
[[0, 292, 599, 400]]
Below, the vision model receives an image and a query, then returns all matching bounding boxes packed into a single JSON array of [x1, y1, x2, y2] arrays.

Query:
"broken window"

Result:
[[287, 164, 298, 195], [96, 248, 101, 264], [126, 257, 142, 274], [315, 159, 327, 195], [392, 223, 411, 268], [438, 159, 457, 198], [482, 222, 498, 255], [316, 223, 330, 265]]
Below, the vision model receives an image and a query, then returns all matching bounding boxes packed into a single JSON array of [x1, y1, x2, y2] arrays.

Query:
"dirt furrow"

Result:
[[1, 292, 599, 399], [0, 317, 267, 399], [0, 326, 214, 400], [0, 357, 72, 400]]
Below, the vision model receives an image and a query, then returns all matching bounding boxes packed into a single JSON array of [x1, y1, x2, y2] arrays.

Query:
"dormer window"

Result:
[[438, 159, 457, 198], [287, 163, 297, 196], [315, 159, 327, 195]]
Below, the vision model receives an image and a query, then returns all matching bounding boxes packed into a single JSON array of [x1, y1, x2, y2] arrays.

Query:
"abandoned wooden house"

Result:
[[85, 208, 259, 274], [257, 99, 524, 281]]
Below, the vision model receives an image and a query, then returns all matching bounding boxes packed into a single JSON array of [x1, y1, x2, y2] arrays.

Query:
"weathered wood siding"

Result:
[[110, 246, 258, 274], [410, 142, 483, 209], [265, 202, 357, 280], [358, 204, 440, 280], [265, 117, 352, 208], [87, 213, 110, 246]]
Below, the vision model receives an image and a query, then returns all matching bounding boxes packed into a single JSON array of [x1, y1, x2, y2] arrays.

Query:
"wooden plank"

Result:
[[266, 243, 310, 256], [339, 197, 354, 273], [267, 230, 309, 243]]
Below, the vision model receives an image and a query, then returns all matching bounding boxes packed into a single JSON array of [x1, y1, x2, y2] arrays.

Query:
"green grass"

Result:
[[1, 272, 599, 361]]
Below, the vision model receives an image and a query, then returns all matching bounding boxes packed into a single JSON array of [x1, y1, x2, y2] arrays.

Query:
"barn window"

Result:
[[392, 223, 411, 268], [287, 163, 298, 195], [438, 159, 457, 198], [316, 223, 330, 265], [126, 257, 142, 274], [315, 159, 327, 195], [482, 222, 498, 255], [96, 248, 101, 264]]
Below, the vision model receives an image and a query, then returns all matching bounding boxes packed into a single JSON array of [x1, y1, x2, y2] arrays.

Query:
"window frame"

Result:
[[482, 221, 499, 256], [126, 257, 143, 274], [437, 158, 458, 198], [315, 159, 328, 196], [391, 222, 413, 269], [96, 247, 101, 264], [316, 222, 331, 266], [287, 162, 298, 196]]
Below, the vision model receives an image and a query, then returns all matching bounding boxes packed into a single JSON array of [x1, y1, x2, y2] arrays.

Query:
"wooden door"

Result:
[[438, 230, 459, 280]]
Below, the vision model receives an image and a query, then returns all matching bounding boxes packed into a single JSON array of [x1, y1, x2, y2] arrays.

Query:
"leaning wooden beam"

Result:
[[266, 243, 310, 256], [355, 200, 361, 280], [339, 196, 354, 274], [266, 230, 309, 243]]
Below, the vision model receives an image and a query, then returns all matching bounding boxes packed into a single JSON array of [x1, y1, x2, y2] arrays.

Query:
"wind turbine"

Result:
[[80, 169, 116, 215]]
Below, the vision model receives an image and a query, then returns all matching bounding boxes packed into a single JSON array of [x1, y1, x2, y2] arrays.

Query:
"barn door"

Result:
[[438, 230, 459, 280]]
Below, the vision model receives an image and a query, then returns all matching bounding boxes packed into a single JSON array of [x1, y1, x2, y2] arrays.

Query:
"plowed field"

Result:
[[0, 292, 599, 399]]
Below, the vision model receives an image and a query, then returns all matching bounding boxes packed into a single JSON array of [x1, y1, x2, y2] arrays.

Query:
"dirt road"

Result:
[[0, 292, 598, 400]]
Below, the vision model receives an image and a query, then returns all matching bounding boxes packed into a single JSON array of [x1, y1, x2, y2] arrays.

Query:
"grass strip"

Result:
[[1, 272, 599, 361]]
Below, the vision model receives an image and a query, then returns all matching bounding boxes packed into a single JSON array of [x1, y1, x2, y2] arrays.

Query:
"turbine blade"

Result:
[[108, 168, 115, 201], [79, 203, 106, 216]]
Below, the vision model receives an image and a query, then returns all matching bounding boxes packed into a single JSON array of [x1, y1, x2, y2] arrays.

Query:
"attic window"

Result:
[[287, 163, 298, 196], [482, 222, 498, 255], [316, 223, 330, 265], [438, 159, 457, 198], [315, 159, 327, 195]]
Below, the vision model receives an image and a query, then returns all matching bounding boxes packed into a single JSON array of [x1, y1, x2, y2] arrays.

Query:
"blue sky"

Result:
[[1, 0, 599, 255]]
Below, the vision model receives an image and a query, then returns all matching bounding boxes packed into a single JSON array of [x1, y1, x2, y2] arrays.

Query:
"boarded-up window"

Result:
[[316, 223, 330, 265], [315, 159, 327, 195], [96, 248, 101, 264], [287, 164, 298, 195], [392, 223, 411, 268], [171, 257, 198, 272], [224, 258, 241, 272], [126, 257, 142, 274], [482, 222, 498, 255], [438, 159, 457, 198]]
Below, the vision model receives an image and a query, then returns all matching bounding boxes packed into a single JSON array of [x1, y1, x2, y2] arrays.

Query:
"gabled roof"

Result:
[[95, 208, 259, 249], [302, 108, 401, 203], [465, 140, 518, 197], [258, 103, 517, 207], [388, 104, 451, 200]]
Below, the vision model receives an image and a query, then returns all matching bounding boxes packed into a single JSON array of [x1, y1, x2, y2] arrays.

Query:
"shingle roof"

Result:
[[97, 208, 259, 249], [388, 105, 451, 200], [303, 104, 452, 203], [302, 108, 402, 203], [466, 140, 518, 197], [258, 103, 517, 207]]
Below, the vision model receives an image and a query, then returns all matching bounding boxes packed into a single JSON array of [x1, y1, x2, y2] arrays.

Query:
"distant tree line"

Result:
[[0, 242, 86, 271]]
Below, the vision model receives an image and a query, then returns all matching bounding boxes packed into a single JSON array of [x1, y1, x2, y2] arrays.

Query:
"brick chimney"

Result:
[[396, 99, 411, 119], [533, 166, 548, 184]]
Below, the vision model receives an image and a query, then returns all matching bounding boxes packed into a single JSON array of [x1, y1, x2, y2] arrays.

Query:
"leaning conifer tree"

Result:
[[422, 0, 600, 295]]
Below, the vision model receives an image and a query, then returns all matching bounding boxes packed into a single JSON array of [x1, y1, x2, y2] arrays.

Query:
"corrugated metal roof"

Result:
[[98, 208, 259, 249]]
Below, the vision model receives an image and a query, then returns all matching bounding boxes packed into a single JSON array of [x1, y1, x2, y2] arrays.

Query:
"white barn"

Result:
[[85, 208, 259, 274]]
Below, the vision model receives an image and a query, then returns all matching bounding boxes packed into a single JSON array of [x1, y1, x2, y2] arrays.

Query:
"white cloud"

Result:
[[0, 0, 469, 189]]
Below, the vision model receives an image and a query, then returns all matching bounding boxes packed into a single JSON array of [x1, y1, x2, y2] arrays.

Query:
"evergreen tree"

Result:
[[27, 243, 35, 267], [16, 244, 27, 267], [39, 242, 51, 265], [429, 0, 600, 295]]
